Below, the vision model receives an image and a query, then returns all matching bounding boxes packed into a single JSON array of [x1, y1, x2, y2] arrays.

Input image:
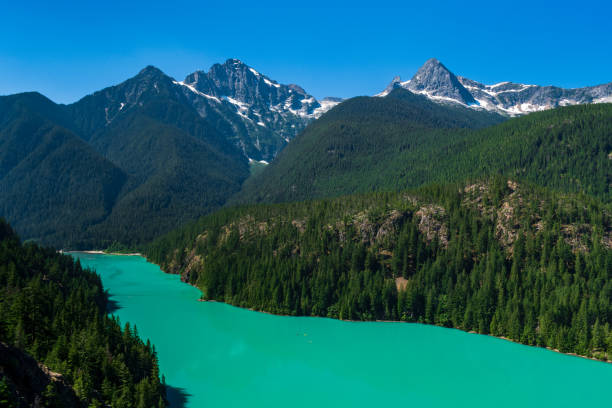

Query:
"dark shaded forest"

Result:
[[0, 71, 250, 250]]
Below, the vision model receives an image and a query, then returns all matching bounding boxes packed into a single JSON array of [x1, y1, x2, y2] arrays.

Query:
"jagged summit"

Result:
[[404, 58, 476, 105], [68, 60, 339, 162], [137, 65, 165, 76], [378, 58, 612, 115], [174, 59, 340, 160], [376, 76, 402, 97]]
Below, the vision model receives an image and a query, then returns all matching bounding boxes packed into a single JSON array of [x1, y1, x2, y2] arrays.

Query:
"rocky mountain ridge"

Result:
[[69, 59, 341, 161], [379, 58, 612, 115], [176, 59, 341, 160]]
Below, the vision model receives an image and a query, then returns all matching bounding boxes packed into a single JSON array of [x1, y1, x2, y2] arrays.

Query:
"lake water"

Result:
[[73, 252, 612, 408]]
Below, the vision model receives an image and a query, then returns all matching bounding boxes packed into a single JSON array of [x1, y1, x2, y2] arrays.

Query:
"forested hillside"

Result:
[[235, 91, 611, 204], [0, 93, 128, 248], [0, 220, 166, 407], [449, 103, 612, 201], [149, 179, 612, 360], [0, 68, 249, 249]]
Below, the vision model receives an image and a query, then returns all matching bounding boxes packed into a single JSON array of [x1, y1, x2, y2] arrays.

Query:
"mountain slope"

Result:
[[380, 58, 612, 115], [234, 94, 611, 205], [0, 60, 343, 247], [0, 67, 251, 248], [450, 103, 612, 201], [67, 67, 252, 246], [148, 179, 612, 360], [178, 58, 340, 161], [0, 93, 127, 247], [85, 111, 249, 246], [232, 88, 506, 204]]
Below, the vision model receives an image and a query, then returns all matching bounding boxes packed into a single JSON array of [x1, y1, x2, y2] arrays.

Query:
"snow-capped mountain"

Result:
[[378, 58, 612, 115], [175, 59, 341, 160], [72, 59, 341, 162]]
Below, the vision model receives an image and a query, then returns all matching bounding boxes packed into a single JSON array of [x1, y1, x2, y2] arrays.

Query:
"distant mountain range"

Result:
[[0, 59, 340, 248], [1, 57, 611, 248], [73, 59, 341, 162], [378, 58, 612, 115], [236, 88, 612, 205]]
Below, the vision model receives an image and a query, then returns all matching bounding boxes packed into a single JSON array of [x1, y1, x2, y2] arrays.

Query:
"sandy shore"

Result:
[[63, 250, 143, 256]]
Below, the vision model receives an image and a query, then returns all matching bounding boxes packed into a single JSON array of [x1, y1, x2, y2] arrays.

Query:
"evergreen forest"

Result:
[[236, 92, 611, 205], [0, 220, 167, 407]]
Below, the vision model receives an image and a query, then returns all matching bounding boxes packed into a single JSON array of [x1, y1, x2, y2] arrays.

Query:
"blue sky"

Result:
[[2, 0, 611, 103]]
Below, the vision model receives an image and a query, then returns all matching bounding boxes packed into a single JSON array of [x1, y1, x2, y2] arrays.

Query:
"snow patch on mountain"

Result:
[[313, 98, 342, 118], [174, 80, 221, 103], [378, 59, 612, 116], [175, 59, 342, 161], [264, 78, 281, 88]]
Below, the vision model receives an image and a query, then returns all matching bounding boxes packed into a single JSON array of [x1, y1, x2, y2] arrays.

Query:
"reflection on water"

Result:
[[165, 385, 191, 408]]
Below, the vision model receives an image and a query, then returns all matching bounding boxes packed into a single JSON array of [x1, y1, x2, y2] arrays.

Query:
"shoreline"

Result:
[[64, 250, 143, 257], [83, 251, 612, 365], [186, 279, 612, 365]]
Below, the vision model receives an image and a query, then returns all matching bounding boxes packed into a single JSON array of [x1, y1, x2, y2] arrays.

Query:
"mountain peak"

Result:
[[413, 58, 452, 80], [407, 58, 476, 105], [204, 59, 252, 78], [137, 65, 165, 77], [377, 59, 612, 115], [225, 58, 245, 66], [178, 59, 330, 160], [423, 57, 442, 66]]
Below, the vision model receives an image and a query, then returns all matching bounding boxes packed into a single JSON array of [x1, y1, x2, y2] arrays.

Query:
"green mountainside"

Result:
[[448, 103, 612, 200], [0, 94, 128, 247], [234, 90, 611, 204], [0, 67, 249, 249], [0, 220, 166, 407], [148, 178, 612, 360]]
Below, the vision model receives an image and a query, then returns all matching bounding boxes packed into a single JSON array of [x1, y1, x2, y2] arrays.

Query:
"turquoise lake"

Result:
[[73, 252, 612, 408]]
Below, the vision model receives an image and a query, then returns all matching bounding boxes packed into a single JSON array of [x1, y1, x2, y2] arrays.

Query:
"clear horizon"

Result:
[[2, 0, 612, 104]]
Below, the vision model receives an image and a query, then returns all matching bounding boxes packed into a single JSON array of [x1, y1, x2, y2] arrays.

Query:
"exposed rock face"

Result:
[[415, 205, 449, 248], [379, 59, 612, 116], [459, 78, 612, 115], [351, 209, 407, 246], [377, 75, 402, 97], [188, 59, 318, 111], [180, 59, 341, 160], [405, 58, 476, 105], [462, 180, 612, 254]]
